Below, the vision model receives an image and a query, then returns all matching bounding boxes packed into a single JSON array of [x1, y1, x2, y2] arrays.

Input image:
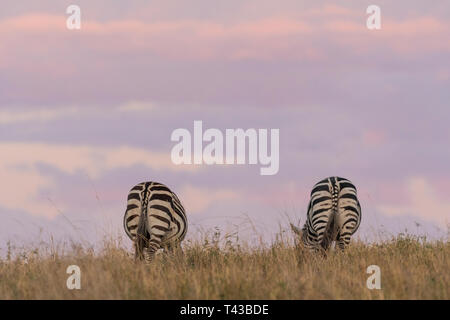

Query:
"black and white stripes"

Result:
[[292, 176, 362, 251], [124, 181, 187, 262], [125, 177, 361, 259]]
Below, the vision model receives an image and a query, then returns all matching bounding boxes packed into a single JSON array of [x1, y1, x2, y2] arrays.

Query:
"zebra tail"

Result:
[[320, 211, 335, 250], [135, 206, 148, 261], [321, 187, 340, 250]]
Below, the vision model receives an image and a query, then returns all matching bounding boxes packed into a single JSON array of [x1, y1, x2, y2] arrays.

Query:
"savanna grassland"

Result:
[[0, 232, 448, 300]]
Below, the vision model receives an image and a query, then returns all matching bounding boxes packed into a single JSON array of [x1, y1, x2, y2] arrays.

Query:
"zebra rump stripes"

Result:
[[124, 182, 187, 261], [291, 176, 361, 251]]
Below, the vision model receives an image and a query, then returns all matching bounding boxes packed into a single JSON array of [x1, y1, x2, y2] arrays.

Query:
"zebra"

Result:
[[291, 176, 361, 251], [123, 181, 187, 262]]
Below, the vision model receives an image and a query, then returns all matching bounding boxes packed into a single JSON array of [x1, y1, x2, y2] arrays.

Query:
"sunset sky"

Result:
[[1, 1, 449, 248]]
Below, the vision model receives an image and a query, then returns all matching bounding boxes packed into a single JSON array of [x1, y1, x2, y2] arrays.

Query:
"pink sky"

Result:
[[0, 1, 449, 247]]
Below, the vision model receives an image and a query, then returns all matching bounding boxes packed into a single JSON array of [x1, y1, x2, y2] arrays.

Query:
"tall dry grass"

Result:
[[0, 230, 448, 299]]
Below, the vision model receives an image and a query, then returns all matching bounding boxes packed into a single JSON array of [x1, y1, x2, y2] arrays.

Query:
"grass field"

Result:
[[0, 231, 448, 299]]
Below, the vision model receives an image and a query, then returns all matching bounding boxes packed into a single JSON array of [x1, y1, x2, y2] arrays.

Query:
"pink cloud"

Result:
[[383, 17, 448, 36], [179, 185, 240, 213], [0, 142, 196, 217], [1, 11, 448, 65], [247, 182, 310, 209], [0, 13, 65, 32], [362, 130, 386, 146], [305, 4, 358, 17], [378, 177, 450, 228]]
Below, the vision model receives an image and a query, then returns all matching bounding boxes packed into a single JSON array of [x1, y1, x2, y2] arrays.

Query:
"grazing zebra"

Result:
[[291, 176, 361, 251], [124, 181, 187, 262]]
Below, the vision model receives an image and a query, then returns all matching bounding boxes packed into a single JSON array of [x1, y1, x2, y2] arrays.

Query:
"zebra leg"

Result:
[[143, 214, 168, 262], [143, 239, 162, 263], [164, 242, 174, 255], [336, 233, 351, 250], [336, 215, 356, 251], [337, 238, 347, 250]]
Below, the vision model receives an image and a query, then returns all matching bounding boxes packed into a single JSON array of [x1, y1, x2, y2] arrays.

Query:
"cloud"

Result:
[[179, 185, 239, 213], [116, 101, 156, 113], [0, 108, 78, 124], [0, 142, 195, 217], [1, 5, 449, 107], [0, 102, 156, 125], [1, 10, 448, 64], [362, 129, 386, 146], [378, 177, 450, 228]]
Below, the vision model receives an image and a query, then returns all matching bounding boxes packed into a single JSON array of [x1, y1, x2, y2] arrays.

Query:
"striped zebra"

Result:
[[291, 176, 361, 251], [124, 181, 187, 262]]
